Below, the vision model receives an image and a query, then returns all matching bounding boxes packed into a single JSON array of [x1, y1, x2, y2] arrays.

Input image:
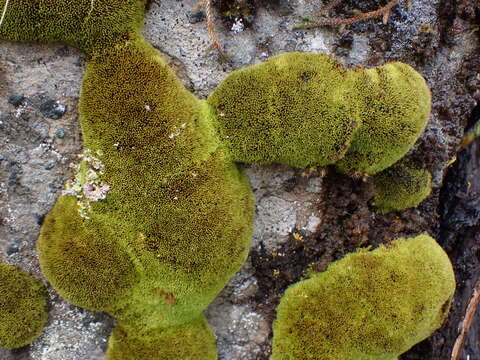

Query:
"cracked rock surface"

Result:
[[1, 0, 479, 359]]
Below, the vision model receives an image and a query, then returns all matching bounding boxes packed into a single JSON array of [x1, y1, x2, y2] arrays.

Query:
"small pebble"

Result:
[[35, 214, 46, 226], [40, 99, 68, 119], [20, 113, 30, 121], [187, 10, 205, 24], [6, 245, 19, 256], [6, 240, 20, 255], [44, 162, 55, 170], [55, 128, 65, 139], [8, 94, 25, 106], [0, 154, 4, 161]]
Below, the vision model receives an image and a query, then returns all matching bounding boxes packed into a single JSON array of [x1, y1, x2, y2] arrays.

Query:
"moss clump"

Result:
[[207, 52, 358, 168], [0, 264, 48, 349], [208, 52, 431, 174], [0, 0, 146, 53], [373, 159, 432, 213], [38, 37, 255, 340], [271, 234, 455, 360], [106, 315, 217, 360]]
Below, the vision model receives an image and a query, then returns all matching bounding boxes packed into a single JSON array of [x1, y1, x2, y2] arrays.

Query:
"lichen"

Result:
[[62, 149, 110, 219]]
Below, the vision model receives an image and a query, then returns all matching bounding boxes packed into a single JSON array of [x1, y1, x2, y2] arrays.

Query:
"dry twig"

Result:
[[296, 0, 411, 29], [451, 279, 480, 360], [196, 0, 228, 59]]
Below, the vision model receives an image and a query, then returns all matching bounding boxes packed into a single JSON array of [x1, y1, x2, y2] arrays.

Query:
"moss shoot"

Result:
[[271, 234, 456, 360], [0, 264, 48, 349], [373, 158, 432, 213]]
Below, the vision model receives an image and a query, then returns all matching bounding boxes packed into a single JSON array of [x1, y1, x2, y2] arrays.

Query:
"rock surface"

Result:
[[0, 0, 479, 359]]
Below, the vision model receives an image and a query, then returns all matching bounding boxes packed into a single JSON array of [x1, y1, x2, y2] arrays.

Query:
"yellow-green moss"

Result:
[[271, 234, 455, 360], [37, 38, 255, 342], [0, 0, 146, 53], [207, 53, 431, 174], [106, 316, 217, 360], [207, 53, 358, 168], [373, 159, 432, 213], [0, 264, 48, 349], [336, 63, 431, 175]]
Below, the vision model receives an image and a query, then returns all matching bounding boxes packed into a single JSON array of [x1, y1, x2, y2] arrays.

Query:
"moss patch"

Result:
[[208, 53, 431, 174], [106, 315, 217, 360], [208, 52, 358, 168], [271, 234, 455, 360], [38, 38, 255, 336], [373, 158, 432, 213], [0, 264, 48, 349], [0, 0, 146, 54]]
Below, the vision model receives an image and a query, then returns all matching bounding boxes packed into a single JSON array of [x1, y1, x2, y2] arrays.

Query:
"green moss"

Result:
[[0, 0, 146, 53], [0, 264, 48, 349], [271, 234, 455, 360], [336, 63, 431, 175], [106, 316, 217, 360], [208, 53, 431, 174], [207, 53, 358, 168], [373, 159, 432, 213], [37, 38, 255, 344], [38, 196, 139, 313]]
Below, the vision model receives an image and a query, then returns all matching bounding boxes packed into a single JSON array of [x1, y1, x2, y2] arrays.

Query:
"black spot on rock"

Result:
[[8, 94, 25, 107], [40, 99, 68, 119]]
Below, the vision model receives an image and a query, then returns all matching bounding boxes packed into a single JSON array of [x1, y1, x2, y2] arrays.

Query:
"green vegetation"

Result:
[[0, 263, 48, 349], [208, 52, 431, 174], [373, 158, 432, 213], [271, 234, 456, 360], [0, 0, 145, 54], [37, 37, 255, 339], [106, 315, 217, 360], [1, 0, 435, 358]]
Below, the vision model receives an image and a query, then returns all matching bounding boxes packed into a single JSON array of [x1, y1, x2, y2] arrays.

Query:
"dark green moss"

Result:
[[271, 234, 455, 360], [373, 159, 432, 213], [106, 316, 217, 360], [38, 38, 255, 341], [0, 0, 146, 53], [0, 264, 48, 349], [208, 53, 431, 174]]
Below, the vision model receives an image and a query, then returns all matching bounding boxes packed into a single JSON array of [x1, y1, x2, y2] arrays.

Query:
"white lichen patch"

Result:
[[231, 18, 245, 34], [62, 149, 110, 219]]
